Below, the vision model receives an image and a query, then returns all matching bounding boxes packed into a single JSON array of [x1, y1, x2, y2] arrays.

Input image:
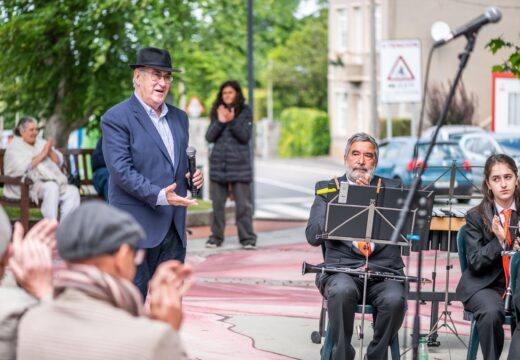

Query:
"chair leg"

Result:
[[467, 319, 479, 360], [390, 333, 400, 360], [321, 322, 333, 360], [313, 298, 328, 344]]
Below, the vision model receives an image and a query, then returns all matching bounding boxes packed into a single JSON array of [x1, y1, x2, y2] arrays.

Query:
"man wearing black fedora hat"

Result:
[[102, 47, 203, 299]]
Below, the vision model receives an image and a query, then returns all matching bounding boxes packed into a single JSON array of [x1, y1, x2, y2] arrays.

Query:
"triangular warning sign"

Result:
[[387, 56, 415, 81]]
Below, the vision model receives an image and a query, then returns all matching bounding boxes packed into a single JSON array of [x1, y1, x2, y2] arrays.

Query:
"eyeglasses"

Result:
[[140, 69, 172, 83]]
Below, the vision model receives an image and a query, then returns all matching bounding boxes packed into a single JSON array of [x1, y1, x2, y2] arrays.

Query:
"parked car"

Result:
[[458, 132, 520, 187], [421, 125, 485, 142], [492, 133, 520, 157], [376, 137, 473, 203]]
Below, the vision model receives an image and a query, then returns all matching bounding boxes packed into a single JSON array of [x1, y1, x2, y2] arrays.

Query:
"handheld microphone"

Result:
[[434, 7, 501, 47], [186, 146, 198, 196]]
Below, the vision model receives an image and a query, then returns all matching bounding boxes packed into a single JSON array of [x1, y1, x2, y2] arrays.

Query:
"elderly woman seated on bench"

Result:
[[3, 116, 80, 221]]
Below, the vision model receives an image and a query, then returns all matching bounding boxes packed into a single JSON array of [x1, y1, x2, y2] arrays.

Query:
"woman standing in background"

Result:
[[205, 81, 257, 249]]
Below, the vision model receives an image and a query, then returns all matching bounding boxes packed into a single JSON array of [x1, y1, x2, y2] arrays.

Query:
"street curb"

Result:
[[187, 204, 235, 227]]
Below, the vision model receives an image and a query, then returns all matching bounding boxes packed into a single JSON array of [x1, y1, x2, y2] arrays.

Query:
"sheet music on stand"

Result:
[[322, 182, 435, 247]]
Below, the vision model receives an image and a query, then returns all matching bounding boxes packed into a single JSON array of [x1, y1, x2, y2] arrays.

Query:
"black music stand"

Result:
[[420, 161, 480, 348], [320, 182, 434, 359]]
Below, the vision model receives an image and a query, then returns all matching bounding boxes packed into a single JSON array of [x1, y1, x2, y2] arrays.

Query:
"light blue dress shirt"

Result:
[[134, 92, 174, 206]]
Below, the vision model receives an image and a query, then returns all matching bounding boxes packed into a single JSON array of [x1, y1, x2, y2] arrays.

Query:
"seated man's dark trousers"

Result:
[[319, 272, 406, 360]]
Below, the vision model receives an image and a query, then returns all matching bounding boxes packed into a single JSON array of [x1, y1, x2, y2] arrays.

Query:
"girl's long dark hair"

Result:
[[209, 80, 246, 121], [478, 154, 520, 232]]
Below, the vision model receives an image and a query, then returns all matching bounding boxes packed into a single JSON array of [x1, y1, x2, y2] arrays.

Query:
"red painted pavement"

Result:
[[180, 228, 512, 359]]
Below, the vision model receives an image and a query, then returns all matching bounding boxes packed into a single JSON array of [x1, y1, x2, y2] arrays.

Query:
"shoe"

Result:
[[205, 238, 223, 248], [241, 240, 256, 250]]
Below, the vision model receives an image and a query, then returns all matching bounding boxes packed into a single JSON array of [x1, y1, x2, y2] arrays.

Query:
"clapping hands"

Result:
[[146, 260, 193, 330], [8, 219, 58, 299], [217, 105, 234, 123]]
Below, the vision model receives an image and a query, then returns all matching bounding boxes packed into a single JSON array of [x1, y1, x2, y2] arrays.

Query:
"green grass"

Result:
[[0, 187, 43, 221], [3, 206, 43, 221], [1, 198, 211, 221], [188, 200, 212, 212]]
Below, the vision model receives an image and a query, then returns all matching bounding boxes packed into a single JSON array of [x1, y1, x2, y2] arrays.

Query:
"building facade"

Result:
[[328, 0, 520, 156]]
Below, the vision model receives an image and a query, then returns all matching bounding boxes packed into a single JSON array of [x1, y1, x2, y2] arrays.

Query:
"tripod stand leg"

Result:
[[357, 260, 370, 360], [428, 301, 440, 346]]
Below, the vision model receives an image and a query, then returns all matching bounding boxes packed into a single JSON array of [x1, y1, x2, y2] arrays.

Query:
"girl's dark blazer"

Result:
[[456, 205, 517, 303]]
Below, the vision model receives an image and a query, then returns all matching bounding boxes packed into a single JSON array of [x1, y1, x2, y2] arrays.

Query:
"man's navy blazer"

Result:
[[102, 94, 189, 248]]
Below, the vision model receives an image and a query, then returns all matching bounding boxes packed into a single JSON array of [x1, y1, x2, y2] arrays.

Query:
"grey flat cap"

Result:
[[57, 201, 145, 261], [0, 206, 12, 258]]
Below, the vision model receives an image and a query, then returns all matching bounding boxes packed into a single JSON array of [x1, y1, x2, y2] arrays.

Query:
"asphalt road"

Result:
[[253, 156, 477, 221]]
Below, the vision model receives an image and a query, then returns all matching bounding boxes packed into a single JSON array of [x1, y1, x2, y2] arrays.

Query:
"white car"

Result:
[[458, 132, 520, 186], [421, 125, 485, 142]]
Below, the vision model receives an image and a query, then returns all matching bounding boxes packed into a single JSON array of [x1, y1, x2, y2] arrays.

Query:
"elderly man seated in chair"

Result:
[[306, 132, 406, 360], [3, 116, 80, 220]]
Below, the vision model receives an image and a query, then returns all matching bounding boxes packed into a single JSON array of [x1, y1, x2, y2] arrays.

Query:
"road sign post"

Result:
[[380, 39, 422, 137]]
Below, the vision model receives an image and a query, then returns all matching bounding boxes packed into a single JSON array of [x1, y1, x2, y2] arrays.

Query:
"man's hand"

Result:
[[165, 183, 198, 206], [185, 169, 204, 190], [8, 220, 57, 299], [147, 260, 193, 330], [354, 174, 370, 186]]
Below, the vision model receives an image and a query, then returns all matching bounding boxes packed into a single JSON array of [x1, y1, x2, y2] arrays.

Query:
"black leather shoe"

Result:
[[206, 238, 223, 248]]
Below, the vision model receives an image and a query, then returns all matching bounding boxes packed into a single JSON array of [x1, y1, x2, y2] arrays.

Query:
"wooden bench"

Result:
[[0, 148, 102, 231], [57, 148, 104, 201], [0, 148, 37, 230]]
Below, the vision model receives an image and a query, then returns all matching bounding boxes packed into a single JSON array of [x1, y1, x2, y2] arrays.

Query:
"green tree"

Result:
[[487, 37, 520, 77], [0, 0, 317, 144], [0, 0, 200, 145], [268, 9, 328, 118], [182, 0, 301, 110]]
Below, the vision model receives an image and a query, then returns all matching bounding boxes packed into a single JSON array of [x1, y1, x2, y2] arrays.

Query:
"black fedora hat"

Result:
[[129, 47, 181, 73]]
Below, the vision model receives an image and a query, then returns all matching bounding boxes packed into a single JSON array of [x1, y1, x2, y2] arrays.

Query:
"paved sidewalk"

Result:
[[181, 220, 511, 360]]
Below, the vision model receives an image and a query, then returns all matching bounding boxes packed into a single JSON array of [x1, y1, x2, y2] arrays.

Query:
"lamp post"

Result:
[[247, 0, 255, 211]]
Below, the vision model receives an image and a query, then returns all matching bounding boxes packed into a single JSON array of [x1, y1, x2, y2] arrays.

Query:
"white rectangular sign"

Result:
[[380, 39, 422, 103], [493, 75, 520, 132]]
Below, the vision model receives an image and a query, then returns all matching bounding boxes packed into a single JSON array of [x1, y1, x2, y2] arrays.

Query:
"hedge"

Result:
[[278, 107, 330, 157]]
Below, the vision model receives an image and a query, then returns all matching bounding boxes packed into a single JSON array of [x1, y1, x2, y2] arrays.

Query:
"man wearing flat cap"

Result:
[[102, 47, 203, 299], [17, 202, 191, 360]]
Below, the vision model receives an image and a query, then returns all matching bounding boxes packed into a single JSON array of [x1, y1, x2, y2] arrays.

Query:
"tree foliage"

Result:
[[268, 9, 328, 117], [0, 0, 200, 145], [278, 107, 330, 157], [486, 37, 520, 77], [180, 0, 302, 108], [0, 0, 327, 145]]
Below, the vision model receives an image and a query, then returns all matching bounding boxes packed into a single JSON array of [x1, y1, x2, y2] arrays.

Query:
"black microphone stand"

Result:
[[389, 32, 479, 359]]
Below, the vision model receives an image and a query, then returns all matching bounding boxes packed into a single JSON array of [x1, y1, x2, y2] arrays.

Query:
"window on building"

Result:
[[357, 94, 364, 132], [337, 92, 348, 134], [375, 4, 382, 43], [337, 8, 348, 51], [352, 5, 363, 63], [509, 92, 520, 126]]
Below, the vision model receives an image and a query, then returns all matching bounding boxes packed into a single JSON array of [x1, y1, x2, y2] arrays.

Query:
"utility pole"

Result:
[[267, 59, 273, 122], [369, 0, 379, 137], [247, 0, 255, 211]]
